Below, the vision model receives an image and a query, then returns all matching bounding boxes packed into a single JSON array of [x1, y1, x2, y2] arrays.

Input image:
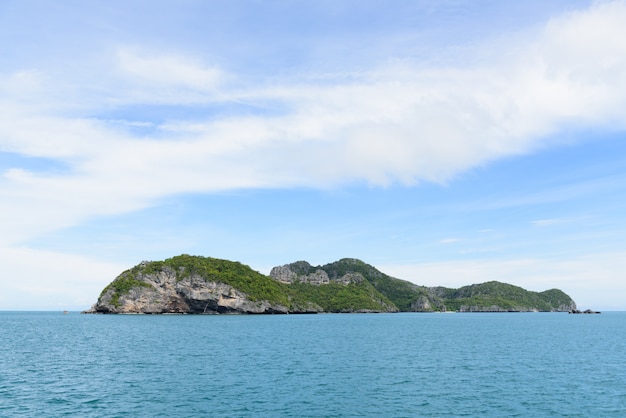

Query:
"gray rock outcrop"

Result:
[[269, 263, 364, 285], [88, 266, 289, 314]]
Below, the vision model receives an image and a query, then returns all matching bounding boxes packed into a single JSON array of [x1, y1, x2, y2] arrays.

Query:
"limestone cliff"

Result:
[[87, 256, 288, 314], [87, 262, 289, 314], [270, 261, 366, 286], [269, 261, 397, 313]]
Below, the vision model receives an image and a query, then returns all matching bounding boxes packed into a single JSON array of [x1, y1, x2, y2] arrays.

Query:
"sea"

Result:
[[1, 311, 624, 417]]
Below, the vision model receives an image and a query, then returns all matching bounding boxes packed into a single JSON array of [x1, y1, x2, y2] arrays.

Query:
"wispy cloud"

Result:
[[113, 48, 225, 104], [2, 1, 625, 246], [439, 238, 462, 244], [1, 2, 626, 309], [531, 218, 570, 227]]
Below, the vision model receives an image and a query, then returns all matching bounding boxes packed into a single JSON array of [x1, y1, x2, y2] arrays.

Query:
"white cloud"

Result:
[[1, 1, 625, 242], [440, 238, 462, 244], [377, 251, 626, 311], [0, 247, 126, 310], [0, 69, 45, 96], [112, 48, 224, 105], [117, 48, 222, 89], [531, 218, 570, 227], [1, 2, 626, 308]]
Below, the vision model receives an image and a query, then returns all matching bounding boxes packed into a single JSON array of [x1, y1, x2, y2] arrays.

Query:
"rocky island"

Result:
[[84, 255, 577, 314], [569, 309, 601, 314]]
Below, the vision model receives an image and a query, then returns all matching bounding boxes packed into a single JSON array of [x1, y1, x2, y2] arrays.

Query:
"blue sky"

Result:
[[1, 0, 625, 310]]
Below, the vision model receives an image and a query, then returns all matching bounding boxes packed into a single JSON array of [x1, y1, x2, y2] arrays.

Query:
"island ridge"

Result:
[[85, 255, 577, 314]]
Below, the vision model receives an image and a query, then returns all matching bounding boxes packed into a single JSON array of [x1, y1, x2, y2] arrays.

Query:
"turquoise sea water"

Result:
[[1, 312, 624, 417]]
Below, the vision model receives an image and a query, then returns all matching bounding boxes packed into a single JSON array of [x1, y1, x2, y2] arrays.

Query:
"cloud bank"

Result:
[[1, 2, 626, 309]]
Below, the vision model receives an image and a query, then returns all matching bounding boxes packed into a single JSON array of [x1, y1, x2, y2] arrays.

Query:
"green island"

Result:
[[85, 254, 577, 314]]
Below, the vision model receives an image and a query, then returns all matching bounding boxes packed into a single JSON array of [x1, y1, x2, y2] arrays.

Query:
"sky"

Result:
[[1, 0, 625, 311]]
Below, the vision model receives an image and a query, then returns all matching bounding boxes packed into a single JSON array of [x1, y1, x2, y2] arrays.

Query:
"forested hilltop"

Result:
[[86, 255, 576, 314]]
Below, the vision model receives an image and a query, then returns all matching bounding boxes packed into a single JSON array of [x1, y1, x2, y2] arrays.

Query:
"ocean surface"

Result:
[[1, 312, 624, 417]]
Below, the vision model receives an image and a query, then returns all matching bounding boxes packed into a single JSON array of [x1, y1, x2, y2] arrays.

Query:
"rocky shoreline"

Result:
[[569, 309, 601, 314]]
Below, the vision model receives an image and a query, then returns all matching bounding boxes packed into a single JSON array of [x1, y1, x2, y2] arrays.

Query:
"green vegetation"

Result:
[[318, 258, 434, 311], [301, 260, 574, 312], [538, 288, 575, 307], [437, 281, 573, 311], [287, 281, 394, 312], [100, 271, 153, 307], [135, 255, 291, 306]]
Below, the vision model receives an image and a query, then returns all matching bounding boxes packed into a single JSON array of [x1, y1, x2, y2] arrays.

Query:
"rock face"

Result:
[[270, 265, 331, 285], [569, 309, 601, 314], [270, 262, 364, 286], [267, 261, 396, 313], [88, 265, 289, 314]]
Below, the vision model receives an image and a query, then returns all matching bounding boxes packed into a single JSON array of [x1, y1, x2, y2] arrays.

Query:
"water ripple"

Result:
[[1, 312, 625, 416]]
